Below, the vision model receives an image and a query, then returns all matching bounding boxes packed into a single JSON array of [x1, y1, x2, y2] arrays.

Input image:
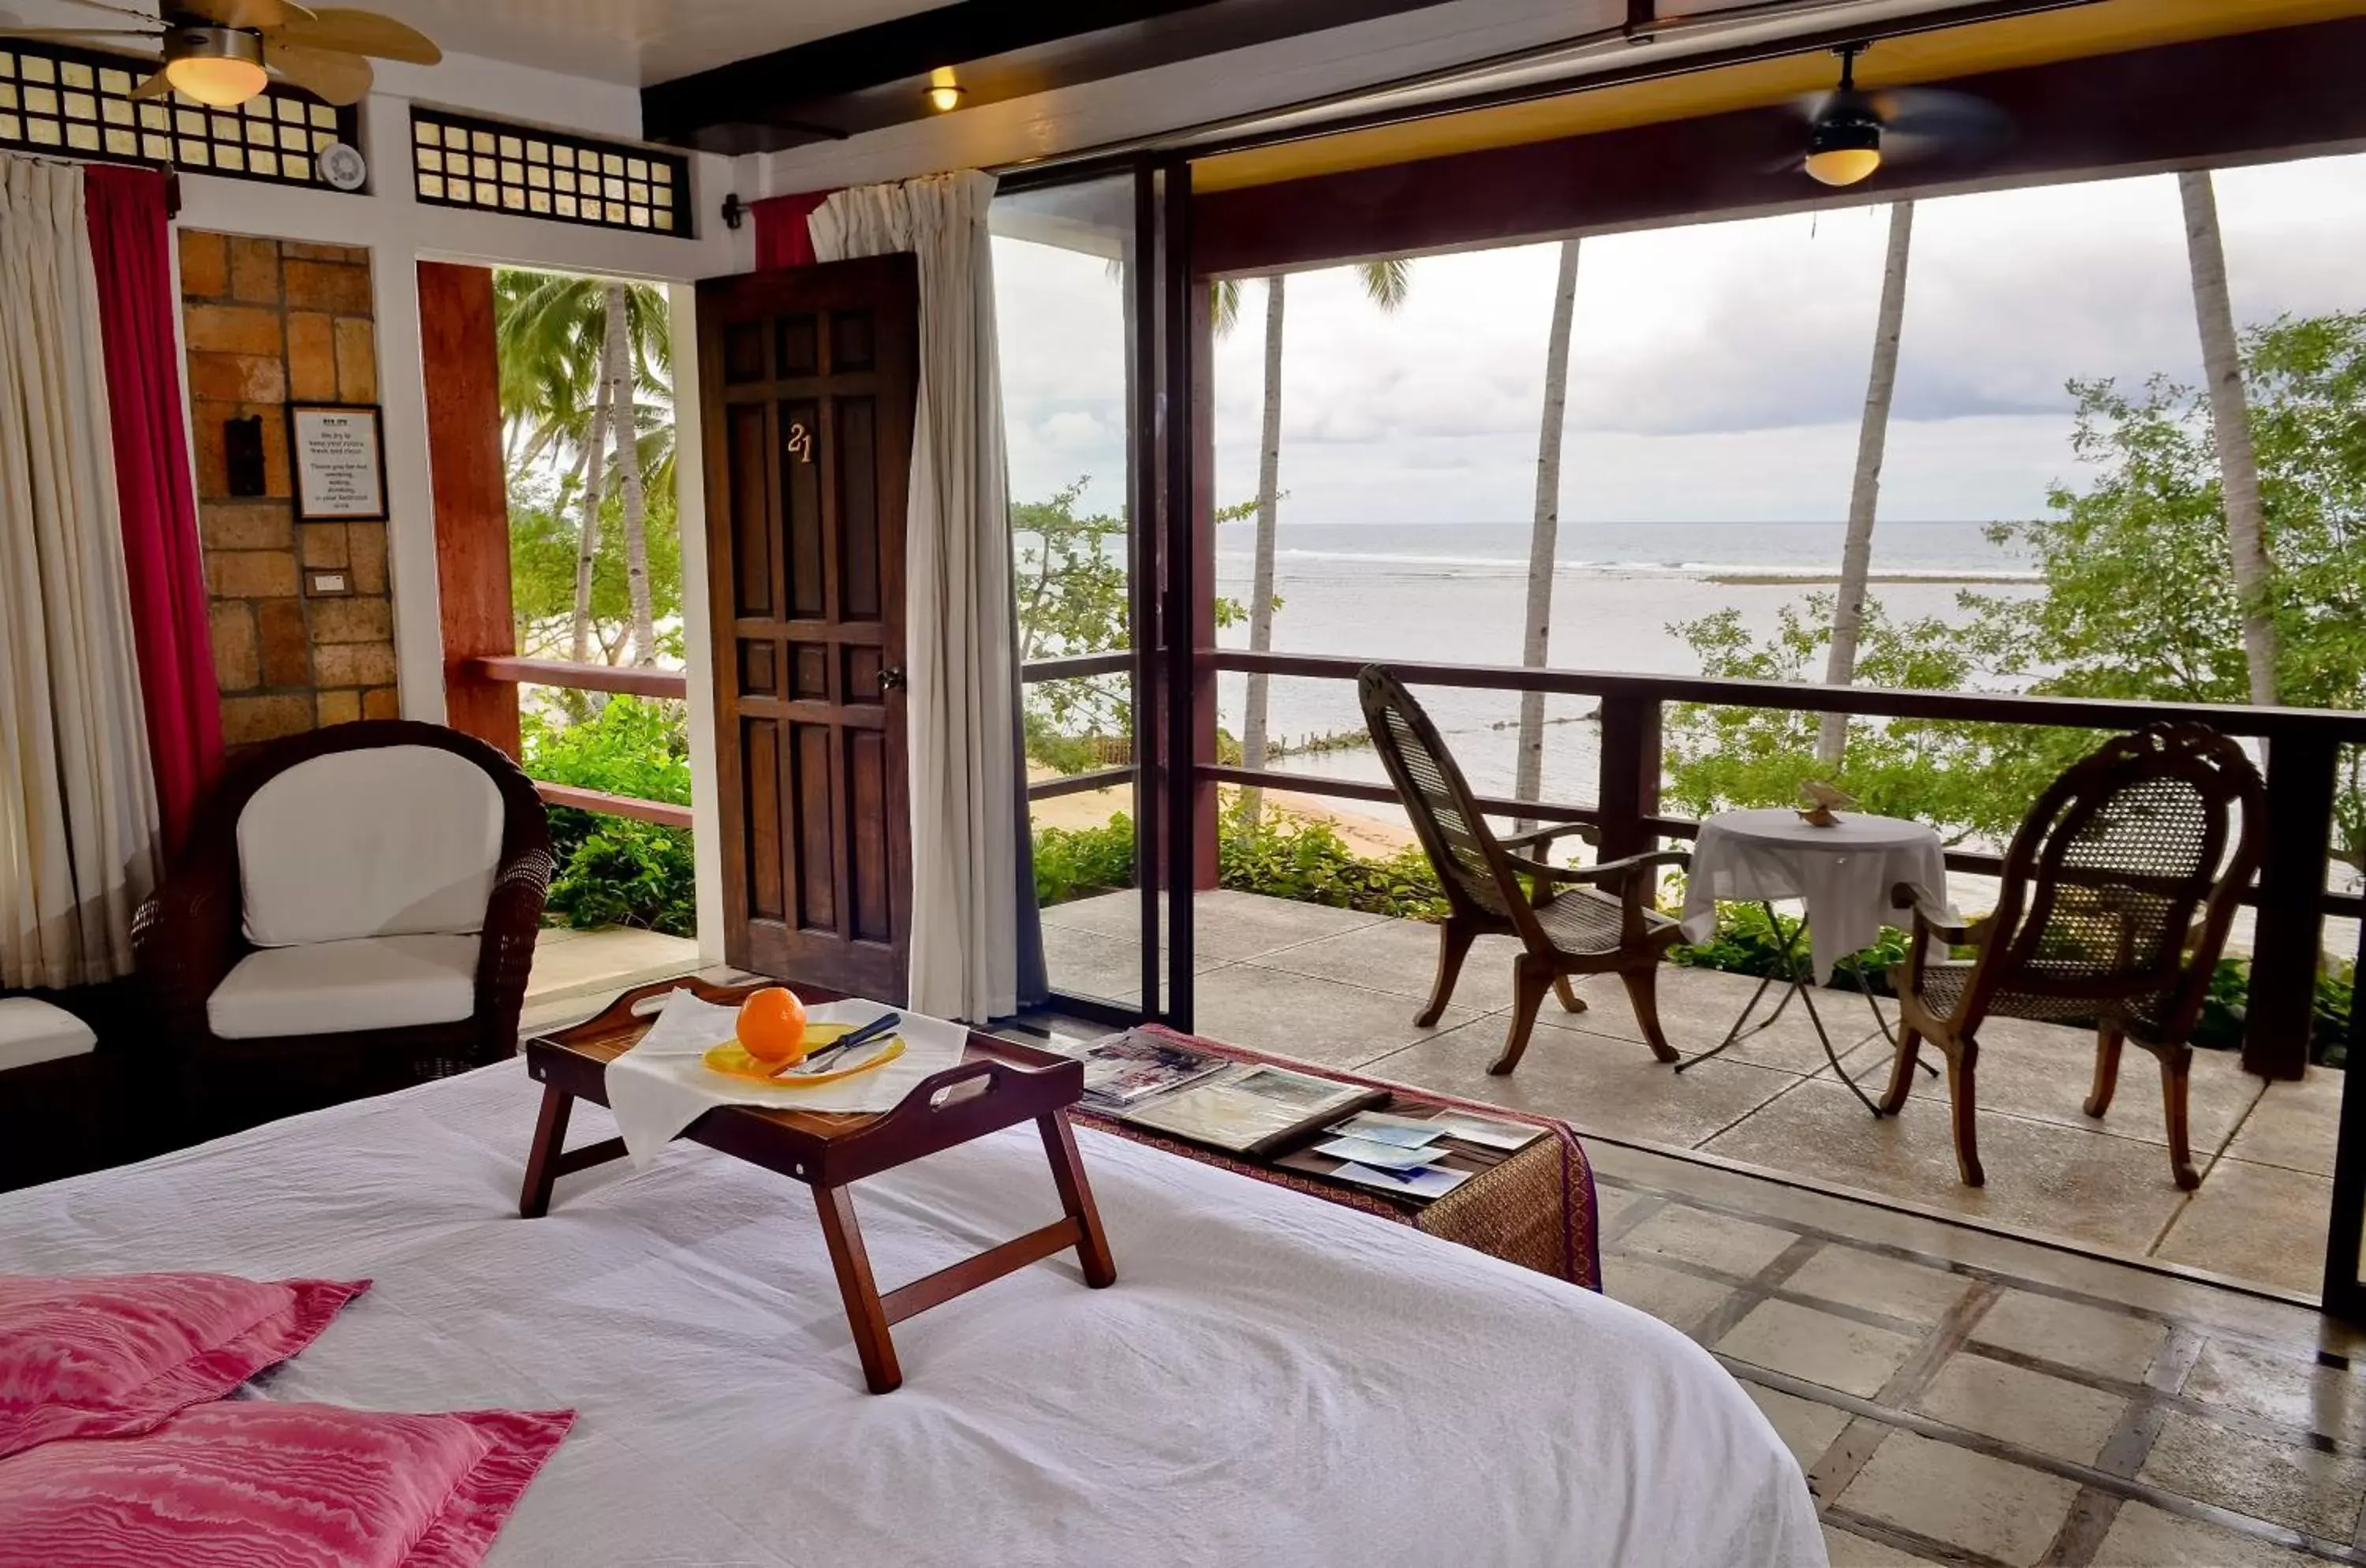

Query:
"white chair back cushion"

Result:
[[239, 746, 504, 948]]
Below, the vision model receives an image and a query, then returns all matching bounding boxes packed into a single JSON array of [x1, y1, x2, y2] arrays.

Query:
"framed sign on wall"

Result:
[[288, 402, 389, 521]]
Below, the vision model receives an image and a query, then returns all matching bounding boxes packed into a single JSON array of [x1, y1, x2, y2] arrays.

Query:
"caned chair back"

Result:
[[1359, 666, 1536, 936], [1963, 724, 2263, 1040]]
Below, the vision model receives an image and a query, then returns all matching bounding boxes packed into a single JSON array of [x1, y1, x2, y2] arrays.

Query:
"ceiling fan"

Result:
[[1, 0, 439, 108], [1796, 43, 2010, 188]]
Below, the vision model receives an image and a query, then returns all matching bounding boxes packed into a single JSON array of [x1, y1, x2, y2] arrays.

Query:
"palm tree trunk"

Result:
[[1241, 273, 1286, 825], [569, 362, 613, 665], [1818, 200, 1915, 766], [605, 283, 656, 667], [2178, 170, 2280, 707], [1515, 239, 1581, 830]]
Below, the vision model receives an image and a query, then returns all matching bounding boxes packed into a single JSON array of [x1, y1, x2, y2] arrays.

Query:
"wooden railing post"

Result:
[[1595, 693, 1662, 864], [2246, 733, 2338, 1081]]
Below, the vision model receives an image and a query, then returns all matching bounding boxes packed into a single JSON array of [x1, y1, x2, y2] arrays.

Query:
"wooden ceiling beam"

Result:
[[640, 0, 1465, 155], [1192, 15, 2366, 275]]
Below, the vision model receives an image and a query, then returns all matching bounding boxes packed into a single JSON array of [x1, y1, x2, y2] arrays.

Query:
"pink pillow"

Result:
[[0, 1401, 575, 1568], [0, 1272, 370, 1456]]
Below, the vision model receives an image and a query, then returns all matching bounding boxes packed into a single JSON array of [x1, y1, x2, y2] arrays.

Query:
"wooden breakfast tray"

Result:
[[517, 977, 1115, 1394]]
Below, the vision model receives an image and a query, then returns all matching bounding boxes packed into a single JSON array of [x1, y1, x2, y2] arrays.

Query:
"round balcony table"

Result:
[[1676, 808, 1952, 1114]]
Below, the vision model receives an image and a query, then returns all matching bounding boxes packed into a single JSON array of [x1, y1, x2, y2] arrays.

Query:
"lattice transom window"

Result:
[[409, 107, 688, 236], [0, 41, 354, 189]]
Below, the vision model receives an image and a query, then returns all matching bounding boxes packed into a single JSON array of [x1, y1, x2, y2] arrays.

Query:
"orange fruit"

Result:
[[736, 987, 808, 1065]]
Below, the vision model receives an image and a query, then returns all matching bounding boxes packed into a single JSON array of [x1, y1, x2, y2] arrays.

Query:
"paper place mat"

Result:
[[603, 990, 969, 1170]]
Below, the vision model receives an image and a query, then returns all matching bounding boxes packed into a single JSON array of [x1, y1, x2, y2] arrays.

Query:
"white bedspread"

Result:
[[0, 1062, 1823, 1567]]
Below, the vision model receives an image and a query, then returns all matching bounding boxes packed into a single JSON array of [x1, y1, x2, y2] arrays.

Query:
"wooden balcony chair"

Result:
[[1358, 666, 1691, 1075], [1882, 723, 2263, 1190], [136, 721, 553, 1138]]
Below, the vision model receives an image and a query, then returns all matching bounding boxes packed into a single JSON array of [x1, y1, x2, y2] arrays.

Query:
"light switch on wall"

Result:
[[307, 571, 351, 596]]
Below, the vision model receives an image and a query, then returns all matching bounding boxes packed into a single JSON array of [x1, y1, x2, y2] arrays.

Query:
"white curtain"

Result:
[[811, 170, 1021, 1021], [0, 154, 160, 988]]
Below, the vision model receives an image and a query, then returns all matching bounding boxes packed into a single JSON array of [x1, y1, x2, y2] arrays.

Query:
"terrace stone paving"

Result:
[[1041, 889, 2340, 1300]]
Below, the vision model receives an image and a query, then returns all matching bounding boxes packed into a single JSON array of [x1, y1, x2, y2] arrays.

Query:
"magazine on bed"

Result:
[[1062, 1030, 1233, 1109], [1116, 1066, 1386, 1159]]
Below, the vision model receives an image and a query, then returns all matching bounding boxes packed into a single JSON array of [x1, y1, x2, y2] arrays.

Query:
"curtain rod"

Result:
[[991, 0, 2105, 192], [0, 145, 181, 215]]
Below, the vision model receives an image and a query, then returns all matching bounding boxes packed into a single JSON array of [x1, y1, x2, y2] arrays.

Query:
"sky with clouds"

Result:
[[991, 151, 2366, 528]]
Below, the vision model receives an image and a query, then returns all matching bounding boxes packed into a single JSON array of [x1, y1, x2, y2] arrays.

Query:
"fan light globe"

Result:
[[163, 27, 268, 108], [1804, 146, 1882, 186]]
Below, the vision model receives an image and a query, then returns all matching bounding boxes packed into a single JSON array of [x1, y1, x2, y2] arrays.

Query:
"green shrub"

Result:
[[544, 818, 696, 935], [521, 696, 696, 935], [1670, 902, 1909, 997], [1029, 800, 1448, 921], [1670, 904, 2353, 1066], [1215, 799, 1449, 922], [1036, 814, 1137, 906]]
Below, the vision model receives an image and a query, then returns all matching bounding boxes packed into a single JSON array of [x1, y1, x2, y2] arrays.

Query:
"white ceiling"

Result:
[[5, 0, 946, 85], [357, 0, 950, 84]]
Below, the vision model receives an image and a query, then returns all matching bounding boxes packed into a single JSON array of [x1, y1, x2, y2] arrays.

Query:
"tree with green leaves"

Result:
[[1012, 478, 1256, 774], [1666, 309, 2366, 881], [493, 271, 674, 666]]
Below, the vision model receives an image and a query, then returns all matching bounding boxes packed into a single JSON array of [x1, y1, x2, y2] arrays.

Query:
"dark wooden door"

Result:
[[697, 255, 917, 1000]]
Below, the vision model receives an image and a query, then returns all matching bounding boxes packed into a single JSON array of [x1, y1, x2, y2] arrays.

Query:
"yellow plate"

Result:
[[702, 1023, 905, 1088]]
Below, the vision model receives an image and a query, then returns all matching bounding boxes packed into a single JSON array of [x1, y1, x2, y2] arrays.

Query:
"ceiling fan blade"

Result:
[[180, 0, 301, 30], [129, 69, 174, 99], [1873, 88, 2012, 140], [263, 39, 371, 105], [274, 9, 439, 65], [0, 27, 162, 37], [1875, 88, 2014, 167]]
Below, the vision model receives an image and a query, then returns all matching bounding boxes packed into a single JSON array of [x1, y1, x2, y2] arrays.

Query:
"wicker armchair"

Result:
[[135, 721, 552, 1137], [1882, 723, 2263, 1190], [1360, 666, 1690, 1075]]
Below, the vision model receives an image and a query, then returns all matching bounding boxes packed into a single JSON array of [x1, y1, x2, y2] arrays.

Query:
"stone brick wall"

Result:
[[179, 231, 397, 745]]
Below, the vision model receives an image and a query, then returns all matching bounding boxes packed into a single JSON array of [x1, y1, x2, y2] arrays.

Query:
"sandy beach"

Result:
[[1027, 764, 1417, 857]]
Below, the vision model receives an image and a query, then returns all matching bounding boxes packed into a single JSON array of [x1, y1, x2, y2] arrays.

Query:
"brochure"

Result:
[[1328, 1161, 1472, 1200], [1426, 1112, 1547, 1151], [1327, 1112, 1450, 1148], [1315, 1134, 1448, 1170]]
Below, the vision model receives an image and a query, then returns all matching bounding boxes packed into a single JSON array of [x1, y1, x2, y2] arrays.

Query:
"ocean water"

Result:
[[1210, 519, 2038, 808]]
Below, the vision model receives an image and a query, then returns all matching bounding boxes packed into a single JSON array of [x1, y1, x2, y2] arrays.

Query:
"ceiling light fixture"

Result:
[[925, 67, 964, 113], [162, 25, 269, 109], [1803, 43, 1880, 187]]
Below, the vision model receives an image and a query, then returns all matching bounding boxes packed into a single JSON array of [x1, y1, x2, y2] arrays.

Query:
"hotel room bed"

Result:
[[0, 1061, 1823, 1566]]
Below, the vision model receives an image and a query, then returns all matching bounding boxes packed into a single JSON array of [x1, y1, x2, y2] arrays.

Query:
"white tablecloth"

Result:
[[1681, 808, 1951, 983]]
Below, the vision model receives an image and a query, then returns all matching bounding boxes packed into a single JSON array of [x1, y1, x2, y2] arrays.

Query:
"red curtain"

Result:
[[84, 165, 222, 858], [752, 190, 834, 269]]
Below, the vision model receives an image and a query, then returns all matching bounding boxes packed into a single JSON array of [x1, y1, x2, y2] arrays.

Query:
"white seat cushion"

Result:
[[206, 935, 480, 1040], [0, 999, 97, 1072], [239, 747, 503, 948]]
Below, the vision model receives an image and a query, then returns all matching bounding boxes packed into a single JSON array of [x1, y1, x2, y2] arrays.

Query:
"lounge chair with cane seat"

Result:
[[1359, 665, 1691, 1075], [1881, 722, 2263, 1190]]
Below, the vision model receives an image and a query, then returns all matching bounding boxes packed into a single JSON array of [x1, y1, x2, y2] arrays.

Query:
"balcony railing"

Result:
[[468, 655, 692, 829], [1018, 646, 2366, 1085]]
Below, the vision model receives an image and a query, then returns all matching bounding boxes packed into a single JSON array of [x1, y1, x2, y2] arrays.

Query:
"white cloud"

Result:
[[996, 151, 2366, 525]]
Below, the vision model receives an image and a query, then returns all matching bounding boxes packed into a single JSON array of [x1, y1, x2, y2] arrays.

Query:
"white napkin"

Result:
[[603, 989, 970, 1170]]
